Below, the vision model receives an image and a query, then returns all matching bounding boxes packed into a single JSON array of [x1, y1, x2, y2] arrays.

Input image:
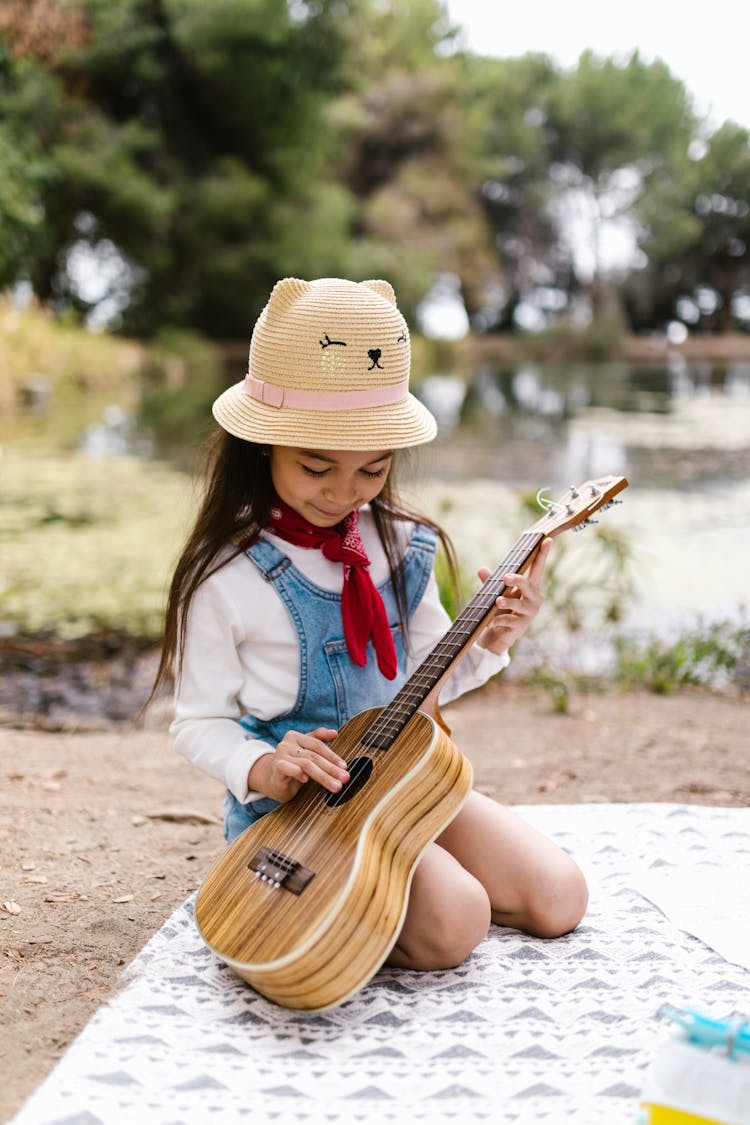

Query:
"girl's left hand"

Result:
[[476, 537, 552, 655]]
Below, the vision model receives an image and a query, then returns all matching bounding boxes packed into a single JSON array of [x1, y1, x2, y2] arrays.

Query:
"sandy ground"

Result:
[[1, 680, 749, 1121]]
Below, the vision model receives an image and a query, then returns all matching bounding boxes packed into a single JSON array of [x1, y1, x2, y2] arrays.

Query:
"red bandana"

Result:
[[266, 497, 397, 680]]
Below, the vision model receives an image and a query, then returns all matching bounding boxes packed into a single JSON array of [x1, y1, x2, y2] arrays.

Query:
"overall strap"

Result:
[[400, 523, 438, 617], [241, 535, 292, 582]]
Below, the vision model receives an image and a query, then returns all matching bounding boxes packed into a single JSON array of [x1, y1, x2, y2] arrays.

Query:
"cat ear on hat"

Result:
[[266, 277, 313, 316], [361, 280, 397, 306]]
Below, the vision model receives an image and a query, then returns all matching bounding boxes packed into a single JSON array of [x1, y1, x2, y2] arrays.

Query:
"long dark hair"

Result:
[[150, 430, 458, 700]]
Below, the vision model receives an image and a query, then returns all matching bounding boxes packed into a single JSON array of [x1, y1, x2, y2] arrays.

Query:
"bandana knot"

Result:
[[266, 499, 397, 680]]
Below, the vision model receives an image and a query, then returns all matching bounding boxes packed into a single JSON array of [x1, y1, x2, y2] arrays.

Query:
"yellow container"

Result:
[[638, 1036, 750, 1125], [640, 1106, 729, 1124]]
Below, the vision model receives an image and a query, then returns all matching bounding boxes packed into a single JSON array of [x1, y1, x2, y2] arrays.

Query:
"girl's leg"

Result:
[[387, 841, 492, 971], [436, 790, 589, 938], [388, 791, 588, 970]]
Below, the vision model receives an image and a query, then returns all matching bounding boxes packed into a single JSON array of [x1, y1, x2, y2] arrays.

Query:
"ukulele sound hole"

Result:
[[325, 756, 373, 807]]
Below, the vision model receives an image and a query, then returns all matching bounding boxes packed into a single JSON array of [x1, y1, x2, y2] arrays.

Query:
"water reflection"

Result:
[[419, 359, 750, 491], [79, 404, 152, 459]]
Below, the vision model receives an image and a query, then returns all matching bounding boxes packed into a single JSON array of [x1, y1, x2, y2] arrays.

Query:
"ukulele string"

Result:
[[257, 539, 535, 875], [250, 490, 625, 890], [260, 653, 451, 869], [259, 567, 521, 871], [261, 590, 494, 863], [279, 517, 613, 864]]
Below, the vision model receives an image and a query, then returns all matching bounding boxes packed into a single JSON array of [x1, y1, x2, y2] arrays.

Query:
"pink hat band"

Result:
[[243, 373, 409, 412]]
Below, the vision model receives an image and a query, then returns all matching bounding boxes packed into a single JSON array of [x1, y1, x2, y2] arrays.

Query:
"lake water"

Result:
[[411, 356, 750, 635], [15, 352, 747, 641]]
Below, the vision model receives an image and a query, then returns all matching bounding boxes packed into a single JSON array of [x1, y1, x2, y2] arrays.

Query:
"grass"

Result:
[[614, 618, 750, 694], [0, 451, 194, 641], [0, 301, 222, 642]]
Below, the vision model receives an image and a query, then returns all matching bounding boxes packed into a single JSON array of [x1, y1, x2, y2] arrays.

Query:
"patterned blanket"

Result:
[[12, 804, 750, 1125]]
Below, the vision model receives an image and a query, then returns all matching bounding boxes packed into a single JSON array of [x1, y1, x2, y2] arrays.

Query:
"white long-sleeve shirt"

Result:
[[171, 510, 508, 803]]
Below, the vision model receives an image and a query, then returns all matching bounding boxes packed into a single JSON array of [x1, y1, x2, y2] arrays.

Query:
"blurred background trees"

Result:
[[1, 0, 749, 341]]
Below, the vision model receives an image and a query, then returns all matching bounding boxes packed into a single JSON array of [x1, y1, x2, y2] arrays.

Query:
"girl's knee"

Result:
[[414, 877, 491, 970], [525, 859, 589, 938]]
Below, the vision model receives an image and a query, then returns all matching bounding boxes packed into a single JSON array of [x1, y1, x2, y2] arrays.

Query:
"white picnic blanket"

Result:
[[12, 804, 750, 1125]]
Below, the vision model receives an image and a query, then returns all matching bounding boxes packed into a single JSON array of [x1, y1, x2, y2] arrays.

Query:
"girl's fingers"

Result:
[[292, 755, 349, 793], [301, 730, 347, 770], [278, 729, 348, 793], [479, 537, 551, 596]]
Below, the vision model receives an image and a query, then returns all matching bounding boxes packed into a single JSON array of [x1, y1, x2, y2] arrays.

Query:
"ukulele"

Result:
[[195, 475, 628, 1010]]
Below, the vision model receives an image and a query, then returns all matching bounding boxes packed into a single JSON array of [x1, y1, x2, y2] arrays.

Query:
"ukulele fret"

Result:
[[361, 531, 547, 752]]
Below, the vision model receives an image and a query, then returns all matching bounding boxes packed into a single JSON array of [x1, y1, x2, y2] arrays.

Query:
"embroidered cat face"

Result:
[[250, 277, 411, 395], [212, 274, 435, 450]]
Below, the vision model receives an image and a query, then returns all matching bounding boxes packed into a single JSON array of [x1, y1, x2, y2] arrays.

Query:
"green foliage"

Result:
[[1, 3, 748, 338], [1, 0, 357, 335], [0, 451, 192, 641], [552, 51, 695, 178], [615, 618, 750, 694], [0, 122, 51, 286], [520, 311, 626, 363], [340, 0, 459, 86], [512, 484, 748, 699], [528, 670, 572, 714], [0, 46, 63, 287], [433, 542, 474, 621], [463, 49, 702, 325]]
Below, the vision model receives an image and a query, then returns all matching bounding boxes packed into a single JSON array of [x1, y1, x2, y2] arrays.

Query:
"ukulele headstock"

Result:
[[528, 476, 629, 537]]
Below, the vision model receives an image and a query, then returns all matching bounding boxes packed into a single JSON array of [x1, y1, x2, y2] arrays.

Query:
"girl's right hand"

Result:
[[247, 727, 349, 804]]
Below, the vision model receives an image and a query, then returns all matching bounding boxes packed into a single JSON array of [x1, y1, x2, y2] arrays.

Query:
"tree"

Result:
[[0, 0, 356, 335], [332, 64, 495, 321], [635, 122, 750, 331], [317, 0, 498, 322], [459, 52, 568, 329], [0, 94, 54, 288], [546, 51, 698, 315]]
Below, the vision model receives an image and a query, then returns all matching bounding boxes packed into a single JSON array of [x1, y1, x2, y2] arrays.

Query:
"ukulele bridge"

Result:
[[248, 846, 315, 894]]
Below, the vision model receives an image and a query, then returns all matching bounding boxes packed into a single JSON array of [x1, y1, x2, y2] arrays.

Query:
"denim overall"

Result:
[[223, 525, 438, 843]]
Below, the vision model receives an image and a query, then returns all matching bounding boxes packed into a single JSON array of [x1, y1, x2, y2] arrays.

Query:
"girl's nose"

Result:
[[324, 476, 359, 503]]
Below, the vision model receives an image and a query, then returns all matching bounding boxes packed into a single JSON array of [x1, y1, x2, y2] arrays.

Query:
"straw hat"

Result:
[[212, 277, 437, 450]]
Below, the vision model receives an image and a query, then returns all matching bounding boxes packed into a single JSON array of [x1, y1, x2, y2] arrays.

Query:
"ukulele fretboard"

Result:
[[361, 530, 545, 750]]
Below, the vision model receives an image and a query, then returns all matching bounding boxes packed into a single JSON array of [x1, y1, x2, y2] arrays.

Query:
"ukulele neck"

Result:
[[362, 529, 546, 750]]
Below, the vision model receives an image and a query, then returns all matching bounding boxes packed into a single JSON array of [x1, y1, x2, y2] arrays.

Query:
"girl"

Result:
[[154, 277, 588, 973]]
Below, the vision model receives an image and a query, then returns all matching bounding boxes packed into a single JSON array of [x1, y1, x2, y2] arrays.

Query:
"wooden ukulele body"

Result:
[[195, 474, 628, 1011], [195, 707, 472, 1011]]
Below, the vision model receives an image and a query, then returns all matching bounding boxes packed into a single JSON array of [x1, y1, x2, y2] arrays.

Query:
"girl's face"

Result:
[[269, 446, 393, 527]]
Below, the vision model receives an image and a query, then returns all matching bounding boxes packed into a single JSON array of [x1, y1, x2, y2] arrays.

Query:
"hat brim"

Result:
[[212, 381, 437, 451]]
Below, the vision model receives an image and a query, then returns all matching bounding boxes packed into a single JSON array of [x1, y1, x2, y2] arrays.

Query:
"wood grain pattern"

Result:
[[195, 708, 472, 1010], [195, 478, 629, 1011]]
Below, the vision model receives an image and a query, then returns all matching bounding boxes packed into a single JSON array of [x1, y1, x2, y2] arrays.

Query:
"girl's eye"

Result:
[[301, 465, 329, 477], [361, 468, 386, 479]]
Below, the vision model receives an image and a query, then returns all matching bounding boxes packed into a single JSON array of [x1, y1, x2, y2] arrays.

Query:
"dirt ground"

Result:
[[1, 679, 749, 1122]]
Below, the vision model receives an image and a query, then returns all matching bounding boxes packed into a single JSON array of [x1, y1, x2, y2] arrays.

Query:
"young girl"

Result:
[[155, 277, 588, 973]]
